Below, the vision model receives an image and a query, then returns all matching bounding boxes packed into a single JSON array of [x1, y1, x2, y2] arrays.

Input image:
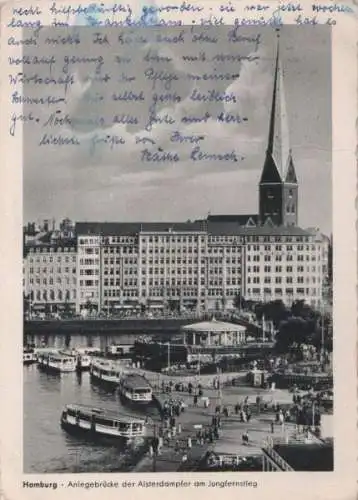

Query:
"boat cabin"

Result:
[[61, 404, 146, 439], [38, 352, 77, 372], [120, 374, 153, 402], [90, 359, 122, 384]]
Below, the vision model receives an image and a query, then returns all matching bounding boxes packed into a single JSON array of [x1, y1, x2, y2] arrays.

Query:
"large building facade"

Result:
[[23, 41, 330, 315], [72, 222, 327, 314]]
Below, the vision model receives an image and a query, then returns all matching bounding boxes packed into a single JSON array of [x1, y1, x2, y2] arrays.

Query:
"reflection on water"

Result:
[[23, 346, 158, 473]]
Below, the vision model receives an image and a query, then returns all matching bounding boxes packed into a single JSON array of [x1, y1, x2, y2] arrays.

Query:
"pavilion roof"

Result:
[[182, 318, 246, 333]]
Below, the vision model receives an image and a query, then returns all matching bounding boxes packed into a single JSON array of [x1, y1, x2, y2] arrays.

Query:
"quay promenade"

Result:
[[134, 381, 298, 472]]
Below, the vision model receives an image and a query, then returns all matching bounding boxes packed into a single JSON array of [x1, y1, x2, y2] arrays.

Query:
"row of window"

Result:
[[27, 247, 76, 253], [247, 265, 320, 273], [28, 277, 76, 285], [247, 276, 320, 284], [103, 258, 137, 265], [247, 255, 318, 262], [141, 268, 205, 275], [30, 289, 76, 301], [78, 235, 315, 245], [27, 256, 76, 263], [142, 236, 204, 244], [29, 267, 76, 274], [141, 248, 201, 254], [246, 288, 318, 295], [248, 244, 318, 252]]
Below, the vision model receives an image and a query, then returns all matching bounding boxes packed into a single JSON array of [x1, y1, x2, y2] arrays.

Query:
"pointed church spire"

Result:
[[266, 31, 291, 179], [285, 151, 298, 183]]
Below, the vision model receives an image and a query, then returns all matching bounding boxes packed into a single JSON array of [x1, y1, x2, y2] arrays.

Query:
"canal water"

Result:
[[23, 334, 159, 474]]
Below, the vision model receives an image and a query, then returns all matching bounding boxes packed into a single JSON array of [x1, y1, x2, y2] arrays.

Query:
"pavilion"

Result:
[[181, 318, 246, 347]]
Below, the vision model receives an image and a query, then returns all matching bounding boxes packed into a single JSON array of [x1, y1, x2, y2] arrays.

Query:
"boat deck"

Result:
[[121, 374, 152, 390], [65, 404, 145, 423]]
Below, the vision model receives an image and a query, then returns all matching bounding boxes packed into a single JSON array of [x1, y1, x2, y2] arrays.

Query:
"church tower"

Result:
[[259, 34, 298, 227]]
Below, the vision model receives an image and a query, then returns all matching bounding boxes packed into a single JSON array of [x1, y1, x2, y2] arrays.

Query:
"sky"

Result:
[[23, 25, 332, 235]]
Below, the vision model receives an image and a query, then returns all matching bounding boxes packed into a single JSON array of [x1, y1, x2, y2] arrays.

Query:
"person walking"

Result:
[[242, 431, 249, 445], [270, 421, 275, 434]]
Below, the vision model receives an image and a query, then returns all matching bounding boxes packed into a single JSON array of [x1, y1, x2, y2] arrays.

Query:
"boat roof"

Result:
[[122, 373, 152, 389], [65, 404, 145, 423], [45, 352, 75, 360], [92, 359, 122, 370]]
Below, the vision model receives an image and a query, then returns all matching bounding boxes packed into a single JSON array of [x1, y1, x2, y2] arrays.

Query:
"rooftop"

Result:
[[76, 221, 206, 236], [207, 222, 313, 237], [182, 318, 247, 333], [207, 214, 258, 225]]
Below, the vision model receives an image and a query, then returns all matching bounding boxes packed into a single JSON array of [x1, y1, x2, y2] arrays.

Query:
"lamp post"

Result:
[[167, 341, 170, 372], [152, 423, 157, 472], [311, 401, 316, 429]]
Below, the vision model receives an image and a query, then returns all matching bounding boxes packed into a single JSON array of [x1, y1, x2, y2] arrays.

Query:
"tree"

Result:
[[263, 300, 289, 327], [275, 317, 312, 354], [233, 292, 245, 310], [168, 299, 179, 313], [63, 301, 72, 316]]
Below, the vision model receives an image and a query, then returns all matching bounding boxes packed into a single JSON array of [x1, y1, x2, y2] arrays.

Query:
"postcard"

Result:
[[0, 0, 357, 499]]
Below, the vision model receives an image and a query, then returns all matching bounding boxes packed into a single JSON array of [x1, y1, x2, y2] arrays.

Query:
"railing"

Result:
[[262, 447, 294, 472]]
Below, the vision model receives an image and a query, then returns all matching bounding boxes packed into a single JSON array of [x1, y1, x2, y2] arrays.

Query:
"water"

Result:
[[23, 334, 160, 473]]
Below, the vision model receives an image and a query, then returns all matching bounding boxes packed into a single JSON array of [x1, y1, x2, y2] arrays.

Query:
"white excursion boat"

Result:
[[59, 349, 92, 371], [37, 352, 77, 373], [23, 348, 37, 365], [118, 373, 153, 405], [60, 404, 146, 441], [90, 359, 123, 388]]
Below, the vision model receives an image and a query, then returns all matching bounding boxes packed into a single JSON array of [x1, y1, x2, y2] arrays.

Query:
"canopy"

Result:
[[182, 318, 246, 334]]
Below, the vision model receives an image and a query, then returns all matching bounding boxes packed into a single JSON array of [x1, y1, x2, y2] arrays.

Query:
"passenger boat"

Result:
[[90, 358, 123, 388], [23, 348, 37, 365], [60, 404, 146, 442], [118, 374, 153, 405], [37, 352, 77, 373], [59, 349, 92, 371]]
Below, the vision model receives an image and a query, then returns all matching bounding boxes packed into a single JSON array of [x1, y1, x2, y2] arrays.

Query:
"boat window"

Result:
[[118, 422, 130, 431], [135, 388, 151, 394], [79, 413, 91, 421], [96, 417, 114, 427], [132, 423, 142, 431], [67, 408, 77, 417]]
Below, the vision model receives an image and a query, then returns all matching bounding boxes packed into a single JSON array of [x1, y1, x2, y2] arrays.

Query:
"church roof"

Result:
[[260, 152, 283, 184], [262, 36, 292, 183], [285, 154, 298, 183]]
